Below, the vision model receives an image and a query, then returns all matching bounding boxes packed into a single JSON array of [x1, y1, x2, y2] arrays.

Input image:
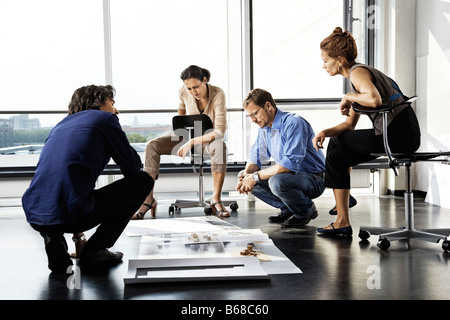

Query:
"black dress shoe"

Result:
[[40, 232, 73, 273], [269, 212, 293, 223], [283, 203, 318, 227], [79, 248, 123, 269]]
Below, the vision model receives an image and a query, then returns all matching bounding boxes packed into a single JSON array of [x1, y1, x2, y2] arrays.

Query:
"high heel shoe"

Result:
[[210, 200, 230, 217], [70, 233, 86, 258], [132, 198, 157, 220]]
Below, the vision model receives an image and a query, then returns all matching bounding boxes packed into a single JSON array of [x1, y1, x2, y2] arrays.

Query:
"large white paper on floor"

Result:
[[125, 216, 240, 237], [124, 216, 301, 284], [136, 230, 301, 275], [124, 257, 268, 284]]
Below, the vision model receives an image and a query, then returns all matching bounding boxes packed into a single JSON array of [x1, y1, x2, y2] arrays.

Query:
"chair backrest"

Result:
[[352, 96, 418, 114], [172, 114, 214, 139], [172, 115, 214, 165], [352, 96, 419, 176]]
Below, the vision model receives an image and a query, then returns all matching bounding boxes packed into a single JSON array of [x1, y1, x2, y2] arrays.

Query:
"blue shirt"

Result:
[[22, 110, 142, 225], [249, 109, 325, 174]]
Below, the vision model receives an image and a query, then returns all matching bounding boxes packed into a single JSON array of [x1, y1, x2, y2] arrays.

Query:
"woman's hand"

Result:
[[339, 95, 353, 116], [312, 131, 326, 151], [177, 139, 194, 159]]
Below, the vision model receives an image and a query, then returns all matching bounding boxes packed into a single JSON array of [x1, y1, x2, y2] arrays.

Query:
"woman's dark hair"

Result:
[[243, 88, 277, 109], [180, 65, 211, 82], [320, 27, 358, 67], [68, 85, 115, 115]]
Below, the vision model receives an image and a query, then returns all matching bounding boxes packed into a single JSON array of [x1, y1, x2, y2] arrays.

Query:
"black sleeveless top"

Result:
[[350, 63, 408, 135]]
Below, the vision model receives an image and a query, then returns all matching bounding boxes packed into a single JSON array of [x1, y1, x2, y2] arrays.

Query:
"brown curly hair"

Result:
[[320, 27, 358, 67], [67, 85, 115, 115]]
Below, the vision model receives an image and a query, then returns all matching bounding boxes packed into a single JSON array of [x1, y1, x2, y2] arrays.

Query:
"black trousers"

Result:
[[31, 171, 154, 252], [325, 106, 421, 189]]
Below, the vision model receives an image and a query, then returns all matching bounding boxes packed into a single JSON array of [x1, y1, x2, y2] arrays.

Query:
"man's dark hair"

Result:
[[243, 88, 276, 109], [68, 85, 115, 115]]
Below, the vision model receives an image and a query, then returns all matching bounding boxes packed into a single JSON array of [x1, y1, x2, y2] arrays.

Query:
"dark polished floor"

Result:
[[1, 194, 450, 302]]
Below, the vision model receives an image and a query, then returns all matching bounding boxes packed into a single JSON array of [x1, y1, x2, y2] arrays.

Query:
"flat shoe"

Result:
[[317, 223, 353, 236], [329, 195, 357, 215]]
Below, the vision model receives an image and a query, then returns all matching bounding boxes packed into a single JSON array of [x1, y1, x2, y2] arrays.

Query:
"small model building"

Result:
[[240, 242, 258, 256]]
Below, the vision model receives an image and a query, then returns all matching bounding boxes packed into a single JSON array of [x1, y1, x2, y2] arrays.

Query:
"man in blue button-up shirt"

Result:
[[236, 88, 325, 227], [22, 85, 154, 273]]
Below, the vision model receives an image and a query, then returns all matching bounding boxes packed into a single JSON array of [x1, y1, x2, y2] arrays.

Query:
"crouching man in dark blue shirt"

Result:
[[22, 85, 154, 273]]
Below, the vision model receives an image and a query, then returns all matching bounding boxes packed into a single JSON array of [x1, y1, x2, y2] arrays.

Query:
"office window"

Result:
[[0, 0, 105, 111], [0, 0, 374, 169], [110, 0, 229, 113], [0, 0, 105, 168], [109, 0, 244, 160], [252, 0, 345, 99]]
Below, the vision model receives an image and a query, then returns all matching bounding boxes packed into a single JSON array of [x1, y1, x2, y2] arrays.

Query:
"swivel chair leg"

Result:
[[359, 164, 450, 251]]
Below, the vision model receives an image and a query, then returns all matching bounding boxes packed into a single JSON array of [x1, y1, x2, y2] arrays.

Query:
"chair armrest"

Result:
[[352, 96, 418, 114]]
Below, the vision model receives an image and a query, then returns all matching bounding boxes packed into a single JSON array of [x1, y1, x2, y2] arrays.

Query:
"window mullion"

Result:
[[103, 0, 113, 85]]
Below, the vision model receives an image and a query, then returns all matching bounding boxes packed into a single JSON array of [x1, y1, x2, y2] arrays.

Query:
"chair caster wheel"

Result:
[[230, 203, 239, 211], [377, 237, 390, 250], [442, 240, 450, 252], [204, 207, 213, 215], [169, 206, 180, 214], [359, 229, 371, 241]]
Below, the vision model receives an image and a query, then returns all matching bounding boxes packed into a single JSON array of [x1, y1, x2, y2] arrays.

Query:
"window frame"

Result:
[[248, 0, 376, 104], [0, 0, 377, 171]]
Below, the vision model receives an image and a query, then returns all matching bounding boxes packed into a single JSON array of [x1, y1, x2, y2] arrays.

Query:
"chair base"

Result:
[[357, 162, 450, 252], [169, 199, 239, 215], [359, 226, 450, 251]]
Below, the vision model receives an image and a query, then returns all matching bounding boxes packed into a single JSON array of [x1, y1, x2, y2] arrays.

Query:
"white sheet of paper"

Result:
[[124, 257, 268, 284], [125, 216, 240, 237], [124, 216, 302, 282], [136, 230, 302, 275]]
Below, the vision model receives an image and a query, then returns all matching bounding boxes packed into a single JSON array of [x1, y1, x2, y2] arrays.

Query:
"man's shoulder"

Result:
[[279, 110, 305, 125], [74, 109, 118, 122]]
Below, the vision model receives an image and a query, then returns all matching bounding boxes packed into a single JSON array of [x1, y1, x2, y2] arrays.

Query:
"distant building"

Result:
[[122, 124, 172, 136], [10, 114, 41, 130], [0, 118, 14, 148]]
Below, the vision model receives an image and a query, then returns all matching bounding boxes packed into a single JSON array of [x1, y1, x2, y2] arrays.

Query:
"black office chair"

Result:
[[353, 97, 450, 251], [168, 114, 238, 215]]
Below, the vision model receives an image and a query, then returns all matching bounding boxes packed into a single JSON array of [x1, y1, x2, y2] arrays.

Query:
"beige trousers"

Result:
[[144, 134, 227, 176]]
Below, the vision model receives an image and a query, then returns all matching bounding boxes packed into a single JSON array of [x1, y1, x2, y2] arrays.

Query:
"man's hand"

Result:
[[236, 173, 257, 195]]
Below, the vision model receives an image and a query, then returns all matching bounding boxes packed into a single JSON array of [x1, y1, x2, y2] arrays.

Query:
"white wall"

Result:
[[376, 0, 417, 193], [377, 0, 450, 208], [416, 0, 450, 207]]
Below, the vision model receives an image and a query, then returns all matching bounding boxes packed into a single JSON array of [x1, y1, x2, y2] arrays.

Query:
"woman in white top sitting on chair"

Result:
[[132, 65, 230, 219]]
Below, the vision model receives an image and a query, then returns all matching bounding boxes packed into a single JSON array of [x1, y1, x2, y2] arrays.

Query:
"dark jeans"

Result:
[[325, 106, 421, 189], [250, 171, 325, 218], [31, 171, 154, 253]]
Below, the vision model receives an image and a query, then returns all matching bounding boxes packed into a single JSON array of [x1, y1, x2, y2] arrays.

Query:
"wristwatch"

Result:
[[253, 171, 260, 183]]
